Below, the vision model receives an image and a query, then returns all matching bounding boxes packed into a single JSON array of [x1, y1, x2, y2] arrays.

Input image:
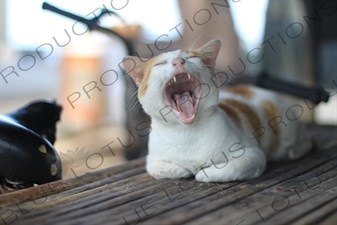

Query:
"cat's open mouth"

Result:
[[163, 73, 202, 124]]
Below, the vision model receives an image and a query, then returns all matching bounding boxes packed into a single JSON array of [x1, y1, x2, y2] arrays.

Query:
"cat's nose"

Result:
[[172, 58, 185, 66]]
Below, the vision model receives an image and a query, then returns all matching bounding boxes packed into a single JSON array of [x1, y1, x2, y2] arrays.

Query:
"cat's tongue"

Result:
[[173, 92, 195, 123]]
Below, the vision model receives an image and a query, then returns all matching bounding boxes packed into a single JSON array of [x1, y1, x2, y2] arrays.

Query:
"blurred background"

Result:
[[1, 0, 336, 179]]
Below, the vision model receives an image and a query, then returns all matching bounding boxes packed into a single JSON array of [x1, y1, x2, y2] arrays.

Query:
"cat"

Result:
[[122, 39, 313, 182]]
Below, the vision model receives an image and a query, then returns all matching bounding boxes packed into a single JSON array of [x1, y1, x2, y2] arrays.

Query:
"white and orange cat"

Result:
[[123, 39, 312, 182]]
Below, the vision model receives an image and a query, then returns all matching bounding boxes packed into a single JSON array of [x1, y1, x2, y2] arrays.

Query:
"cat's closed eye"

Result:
[[154, 61, 167, 66]]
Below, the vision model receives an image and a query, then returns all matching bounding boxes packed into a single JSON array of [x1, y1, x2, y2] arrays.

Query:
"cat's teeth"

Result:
[[173, 76, 177, 82], [188, 74, 191, 80]]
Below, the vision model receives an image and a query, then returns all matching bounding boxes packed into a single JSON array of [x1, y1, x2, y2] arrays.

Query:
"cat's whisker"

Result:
[[126, 99, 141, 113], [126, 100, 138, 112], [186, 32, 194, 52], [126, 88, 138, 103], [126, 88, 141, 113], [188, 28, 213, 51], [227, 78, 241, 86]]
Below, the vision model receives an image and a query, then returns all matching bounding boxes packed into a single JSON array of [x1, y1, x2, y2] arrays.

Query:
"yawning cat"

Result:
[[122, 39, 312, 182]]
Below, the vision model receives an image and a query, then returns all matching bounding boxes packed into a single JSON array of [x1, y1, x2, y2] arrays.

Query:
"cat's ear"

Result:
[[122, 56, 146, 86], [198, 39, 221, 66]]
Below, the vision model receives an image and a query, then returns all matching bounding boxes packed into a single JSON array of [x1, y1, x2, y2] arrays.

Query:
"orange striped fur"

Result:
[[220, 98, 261, 132], [138, 57, 159, 96], [219, 86, 282, 152], [218, 101, 241, 127], [223, 85, 254, 99]]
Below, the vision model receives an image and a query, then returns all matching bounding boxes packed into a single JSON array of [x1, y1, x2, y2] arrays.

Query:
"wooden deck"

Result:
[[0, 124, 336, 225]]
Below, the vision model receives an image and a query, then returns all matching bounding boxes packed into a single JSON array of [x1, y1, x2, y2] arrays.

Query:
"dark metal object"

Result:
[[2, 177, 34, 191], [255, 72, 330, 104], [0, 100, 62, 191], [42, 2, 134, 55]]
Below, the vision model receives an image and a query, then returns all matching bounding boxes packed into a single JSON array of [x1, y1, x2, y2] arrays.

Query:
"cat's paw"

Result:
[[195, 163, 236, 182], [147, 161, 192, 179], [195, 168, 213, 182], [195, 150, 266, 182]]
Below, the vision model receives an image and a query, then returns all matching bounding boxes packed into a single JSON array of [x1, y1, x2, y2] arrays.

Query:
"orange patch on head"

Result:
[[183, 49, 214, 71], [224, 86, 255, 99], [224, 99, 261, 131], [183, 49, 202, 57], [261, 100, 280, 152], [137, 57, 158, 96], [138, 68, 150, 96], [218, 102, 241, 127]]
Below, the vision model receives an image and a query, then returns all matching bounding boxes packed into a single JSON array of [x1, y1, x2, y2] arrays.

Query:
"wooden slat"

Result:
[[22, 148, 332, 225], [139, 152, 337, 225], [20, 174, 233, 224], [0, 125, 336, 225], [256, 186, 337, 225], [52, 182, 227, 225], [185, 159, 337, 225], [0, 157, 146, 204], [0, 166, 147, 217], [319, 211, 337, 225], [291, 198, 337, 225]]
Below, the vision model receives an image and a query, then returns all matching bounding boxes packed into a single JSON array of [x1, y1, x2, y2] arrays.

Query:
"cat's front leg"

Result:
[[195, 147, 266, 182], [147, 160, 193, 179]]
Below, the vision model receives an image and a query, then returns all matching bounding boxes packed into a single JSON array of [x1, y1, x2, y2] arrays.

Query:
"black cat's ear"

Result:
[[122, 56, 146, 86], [198, 39, 221, 66]]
